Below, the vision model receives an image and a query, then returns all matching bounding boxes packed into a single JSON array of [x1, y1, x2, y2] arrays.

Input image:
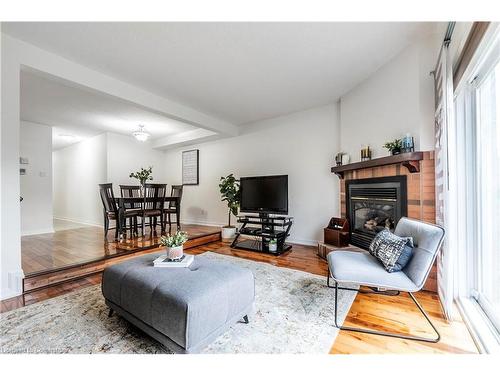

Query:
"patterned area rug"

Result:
[[0, 252, 357, 354]]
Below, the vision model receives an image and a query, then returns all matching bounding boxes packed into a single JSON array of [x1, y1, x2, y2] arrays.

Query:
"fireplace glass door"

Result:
[[346, 176, 407, 249], [353, 200, 396, 236]]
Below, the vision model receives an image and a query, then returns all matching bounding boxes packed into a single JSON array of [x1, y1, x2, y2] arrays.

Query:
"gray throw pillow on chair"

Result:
[[369, 229, 413, 273]]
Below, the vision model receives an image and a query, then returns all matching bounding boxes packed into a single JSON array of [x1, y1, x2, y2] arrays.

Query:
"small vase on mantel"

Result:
[[360, 145, 372, 161], [391, 147, 401, 155]]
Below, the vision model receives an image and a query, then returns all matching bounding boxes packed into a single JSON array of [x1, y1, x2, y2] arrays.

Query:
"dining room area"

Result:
[[102, 179, 182, 239], [17, 69, 223, 297], [21, 128, 223, 298], [21, 175, 222, 296], [98, 180, 204, 253]]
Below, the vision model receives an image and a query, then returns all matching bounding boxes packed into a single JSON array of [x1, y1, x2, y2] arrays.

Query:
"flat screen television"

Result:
[[239, 175, 288, 215]]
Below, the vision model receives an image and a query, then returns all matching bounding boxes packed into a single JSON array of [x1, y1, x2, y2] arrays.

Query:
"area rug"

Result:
[[0, 252, 357, 354]]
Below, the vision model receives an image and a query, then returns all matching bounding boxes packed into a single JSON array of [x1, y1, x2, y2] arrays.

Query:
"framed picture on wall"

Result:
[[182, 149, 199, 185]]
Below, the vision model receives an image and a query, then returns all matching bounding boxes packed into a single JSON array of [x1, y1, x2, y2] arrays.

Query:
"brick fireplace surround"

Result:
[[337, 151, 437, 292]]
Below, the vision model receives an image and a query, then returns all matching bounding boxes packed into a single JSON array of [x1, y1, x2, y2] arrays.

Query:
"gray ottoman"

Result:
[[101, 253, 255, 353]]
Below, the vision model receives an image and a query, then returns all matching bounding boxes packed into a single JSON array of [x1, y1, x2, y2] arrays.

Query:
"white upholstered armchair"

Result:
[[327, 217, 445, 342]]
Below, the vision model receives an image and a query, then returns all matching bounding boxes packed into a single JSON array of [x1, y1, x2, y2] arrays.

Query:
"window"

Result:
[[454, 25, 500, 353], [475, 58, 500, 333]]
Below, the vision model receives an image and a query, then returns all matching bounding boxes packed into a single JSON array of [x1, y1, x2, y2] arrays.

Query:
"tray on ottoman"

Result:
[[101, 253, 255, 353]]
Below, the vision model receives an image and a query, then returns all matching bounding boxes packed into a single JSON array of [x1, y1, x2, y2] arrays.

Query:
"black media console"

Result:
[[230, 215, 293, 255]]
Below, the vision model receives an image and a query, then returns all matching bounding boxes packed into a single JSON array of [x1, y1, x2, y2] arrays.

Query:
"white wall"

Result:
[[106, 132, 167, 193], [20, 121, 53, 235], [52, 132, 167, 226], [53, 133, 107, 226], [1, 32, 24, 299], [0, 30, 2, 272], [163, 104, 340, 245], [340, 34, 442, 160]]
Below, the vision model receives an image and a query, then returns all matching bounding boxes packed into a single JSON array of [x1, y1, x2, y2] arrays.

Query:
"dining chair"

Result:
[[163, 184, 183, 232], [119, 185, 142, 236], [99, 183, 138, 240], [120, 185, 141, 202], [143, 183, 167, 235]]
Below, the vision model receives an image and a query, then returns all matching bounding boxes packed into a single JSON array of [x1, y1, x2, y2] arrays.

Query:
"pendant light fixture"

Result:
[[132, 125, 150, 142]]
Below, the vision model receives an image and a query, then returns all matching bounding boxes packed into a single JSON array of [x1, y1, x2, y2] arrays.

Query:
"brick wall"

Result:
[[339, 151, 437, 292]]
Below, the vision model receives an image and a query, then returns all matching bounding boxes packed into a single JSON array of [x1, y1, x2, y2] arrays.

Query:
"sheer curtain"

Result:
[[433, 43, 455, 319]]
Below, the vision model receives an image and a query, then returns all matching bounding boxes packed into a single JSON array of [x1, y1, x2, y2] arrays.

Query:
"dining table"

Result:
[[114, 196, 181, 238]]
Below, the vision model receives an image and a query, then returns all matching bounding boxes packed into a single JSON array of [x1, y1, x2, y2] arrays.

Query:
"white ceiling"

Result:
[[5, 22, 443, 125], [20, 69, 198, 150]]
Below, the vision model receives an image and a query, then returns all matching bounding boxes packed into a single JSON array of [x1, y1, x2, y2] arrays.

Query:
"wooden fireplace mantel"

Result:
[[331, 152, 425, 179]]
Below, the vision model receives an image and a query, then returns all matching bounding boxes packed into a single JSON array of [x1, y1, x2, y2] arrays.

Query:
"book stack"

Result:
[[153, 254, 194, 268]]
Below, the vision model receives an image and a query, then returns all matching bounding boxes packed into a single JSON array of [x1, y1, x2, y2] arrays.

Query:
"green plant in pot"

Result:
[[160, 231, 188, 260], [129, 166, 153, 195], [383, 139, 403, 155], [268, 238, 278, 253], [219, 173, 240, 240]]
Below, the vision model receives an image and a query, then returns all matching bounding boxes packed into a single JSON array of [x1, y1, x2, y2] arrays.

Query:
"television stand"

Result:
[[230, 215, 293, 255]]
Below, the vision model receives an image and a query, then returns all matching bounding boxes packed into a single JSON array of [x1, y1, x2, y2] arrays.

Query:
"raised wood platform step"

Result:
[[22, 226, 221, 293]]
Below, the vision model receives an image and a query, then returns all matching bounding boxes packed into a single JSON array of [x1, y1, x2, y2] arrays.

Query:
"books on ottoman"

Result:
[[153, 254, 194, 268]]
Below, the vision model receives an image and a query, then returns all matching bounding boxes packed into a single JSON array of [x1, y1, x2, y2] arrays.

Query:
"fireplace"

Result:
[[346, 176, 407, 249]]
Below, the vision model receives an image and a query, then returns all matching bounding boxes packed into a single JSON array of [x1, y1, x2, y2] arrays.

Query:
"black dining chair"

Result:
[[143, 183, 167, 235], [163, 184, 183, 231], [119, 185, 142, 236], [120, 185, 141, 203], [99, 183, 138, 240]]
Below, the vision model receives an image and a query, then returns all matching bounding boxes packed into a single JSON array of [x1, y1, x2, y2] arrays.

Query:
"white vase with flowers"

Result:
[[160, 231, 189, 260]]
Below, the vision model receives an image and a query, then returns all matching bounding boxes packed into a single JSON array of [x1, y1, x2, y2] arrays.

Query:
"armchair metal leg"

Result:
[[333, 281, 440, 343]]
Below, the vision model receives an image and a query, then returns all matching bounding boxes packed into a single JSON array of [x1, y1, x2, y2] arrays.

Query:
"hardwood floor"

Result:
[[21, 224, 220, 275], [3, 236, 478, 354], [330, 291, 476, 354], [21, 224, 221, 293]]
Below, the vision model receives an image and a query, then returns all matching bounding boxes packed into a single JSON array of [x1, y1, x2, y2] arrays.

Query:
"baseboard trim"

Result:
[[0, 288, 22, 301], [21, 227, 55, 236], [287, 238, 318, 246], [53, 216, 103, 228], [0, 289, 23, 301], [180, 218, 225, 228], [180, 219, 318, 247], [1, 269, 25, 301]]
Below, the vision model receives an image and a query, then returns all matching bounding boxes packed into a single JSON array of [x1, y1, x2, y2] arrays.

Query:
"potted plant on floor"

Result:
[[160, 231, 189, 260], [219, 173, 240, 240], [129, 166, 153, 196], [383, 139, 403, 155], [268, 238, 278, 253]]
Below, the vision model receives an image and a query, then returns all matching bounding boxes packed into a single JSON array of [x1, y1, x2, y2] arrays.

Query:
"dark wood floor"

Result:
[[21, 224, 220, 275], [3, 230, 478, 354]]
